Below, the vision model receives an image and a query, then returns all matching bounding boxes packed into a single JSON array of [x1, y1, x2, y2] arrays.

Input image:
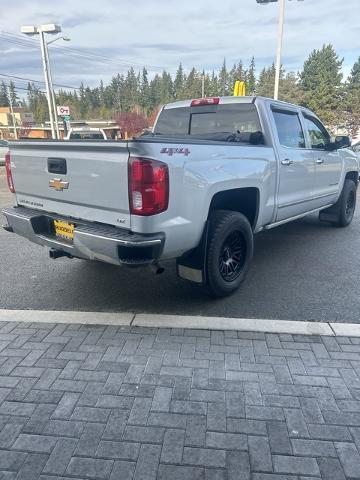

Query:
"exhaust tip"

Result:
[[151, 261, 165, 275]]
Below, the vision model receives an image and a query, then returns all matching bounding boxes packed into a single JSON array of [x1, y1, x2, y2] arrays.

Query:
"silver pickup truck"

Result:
[[3, 96, 358, 297]]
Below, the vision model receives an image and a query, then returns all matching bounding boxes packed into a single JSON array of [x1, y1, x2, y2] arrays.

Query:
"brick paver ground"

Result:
[[0, 321, 360, 479]]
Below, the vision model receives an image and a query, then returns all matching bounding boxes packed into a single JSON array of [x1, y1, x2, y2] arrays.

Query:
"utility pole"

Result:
[[256, 0, 304, 100], [201, 73, 205, 98], [39, 30, 56, 138], [274, 0, 285, 100], [44, 42, 60, 138], [8, 86, 18, 140], [21, 24, 68, 139]]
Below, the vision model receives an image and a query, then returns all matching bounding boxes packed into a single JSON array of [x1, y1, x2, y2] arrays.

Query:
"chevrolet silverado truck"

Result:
[[2, 96, 359, 297]]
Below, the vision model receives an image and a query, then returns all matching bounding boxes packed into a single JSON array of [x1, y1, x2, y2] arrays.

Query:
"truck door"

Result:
[[303, 114, 342, 207], [272, 108, 315, 222]]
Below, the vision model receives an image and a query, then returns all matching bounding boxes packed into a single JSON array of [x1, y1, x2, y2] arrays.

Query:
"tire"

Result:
[[205, 210, 253, 297], [332, 179, 357, 227]]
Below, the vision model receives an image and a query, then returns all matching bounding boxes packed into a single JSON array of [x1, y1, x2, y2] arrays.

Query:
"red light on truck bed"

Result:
[[191, 97, 220, 106]]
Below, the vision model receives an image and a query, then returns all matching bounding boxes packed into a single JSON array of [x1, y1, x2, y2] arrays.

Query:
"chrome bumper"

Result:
[[2, 206, 165, 266]]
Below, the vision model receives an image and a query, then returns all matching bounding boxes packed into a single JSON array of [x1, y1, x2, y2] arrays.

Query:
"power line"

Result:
[[0, 73, 80, 90], [0, 31, 165, 72]]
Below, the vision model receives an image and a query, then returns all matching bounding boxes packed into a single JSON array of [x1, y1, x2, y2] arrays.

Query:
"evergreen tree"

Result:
[[279, 72, 303, 104], [299, 44, 343, 126], [160, 70, 173, 104], [344, 57, 360, 136], [246, 57, 256, 95], [219, 59, 228, 96], [149, 74, 162, 109], [79, 83, 91, 118], [256, 64, 277, 98], [20, 47, 352, 130], [209, 70, 219, 96], [8, 81, 19, 106], [123, 67, 139, 111], [140, 68, 150, 112], [0, 81, 9, 107], [27, 82, 48, 123], [174, 63, 185, 100], [183, 68, 201, 99]]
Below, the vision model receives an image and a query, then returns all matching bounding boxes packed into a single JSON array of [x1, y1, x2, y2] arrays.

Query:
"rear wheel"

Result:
[[205, 210, 253, 297]]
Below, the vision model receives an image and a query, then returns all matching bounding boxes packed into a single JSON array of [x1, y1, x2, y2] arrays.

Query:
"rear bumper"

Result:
[[2, 206, 165, 266]]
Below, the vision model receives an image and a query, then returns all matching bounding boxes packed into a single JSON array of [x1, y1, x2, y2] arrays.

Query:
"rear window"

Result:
[[154, 104, 261, 136], [70, 132, 104, 140]]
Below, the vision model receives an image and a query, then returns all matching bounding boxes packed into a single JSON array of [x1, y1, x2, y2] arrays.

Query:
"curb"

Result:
[[0, 309, 359, 337]]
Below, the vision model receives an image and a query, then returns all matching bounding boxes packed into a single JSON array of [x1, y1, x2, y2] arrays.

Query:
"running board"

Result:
[[263, 204, 333, 230]]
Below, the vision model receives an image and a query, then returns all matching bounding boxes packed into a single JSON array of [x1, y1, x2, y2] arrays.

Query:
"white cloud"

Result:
[[1, 0, 359, 90]]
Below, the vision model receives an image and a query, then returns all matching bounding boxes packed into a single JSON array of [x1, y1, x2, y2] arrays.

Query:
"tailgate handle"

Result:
[[48, 157, 67, 175]]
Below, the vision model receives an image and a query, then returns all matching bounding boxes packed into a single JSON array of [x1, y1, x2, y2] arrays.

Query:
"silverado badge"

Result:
[[49, 178, 69, 191]]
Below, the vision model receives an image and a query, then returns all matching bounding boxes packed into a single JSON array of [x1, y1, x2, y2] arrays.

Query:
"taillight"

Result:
[[5, 152, 15, 193], [191, 97, 220, 106], [128, 157, 169, 216]]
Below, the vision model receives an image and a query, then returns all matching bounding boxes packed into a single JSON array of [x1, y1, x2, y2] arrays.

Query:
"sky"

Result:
[[1, 0, 359, 94]]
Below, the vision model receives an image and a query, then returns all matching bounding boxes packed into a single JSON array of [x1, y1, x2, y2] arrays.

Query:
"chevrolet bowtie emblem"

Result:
[[49, 178, 69, 191]]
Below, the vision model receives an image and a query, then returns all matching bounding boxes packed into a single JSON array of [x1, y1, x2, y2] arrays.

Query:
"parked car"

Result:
[[351, 141, 360, 154], [65, 127, 107, 140], [3, 96, 359, 297], [0, 140, 9, 166]]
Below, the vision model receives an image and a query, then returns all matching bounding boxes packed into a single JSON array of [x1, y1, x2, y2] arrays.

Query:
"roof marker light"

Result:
[[191, 97, 220, 107]]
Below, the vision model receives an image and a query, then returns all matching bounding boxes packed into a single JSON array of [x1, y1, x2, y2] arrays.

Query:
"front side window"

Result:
[[304, 116, 330, 150], [272, 109, 305, 149]]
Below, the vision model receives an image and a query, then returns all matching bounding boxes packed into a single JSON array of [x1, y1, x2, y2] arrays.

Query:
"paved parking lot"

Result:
[[1, 320, 360, 479], [1, 168, 360, 323]]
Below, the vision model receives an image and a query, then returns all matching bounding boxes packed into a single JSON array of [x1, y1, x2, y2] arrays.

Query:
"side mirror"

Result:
[[334, 135, 351, 149]]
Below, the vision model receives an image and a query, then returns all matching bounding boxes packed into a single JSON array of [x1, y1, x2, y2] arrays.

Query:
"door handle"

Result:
[[281, 159, 293, 166], [316, 158, 324, 164]]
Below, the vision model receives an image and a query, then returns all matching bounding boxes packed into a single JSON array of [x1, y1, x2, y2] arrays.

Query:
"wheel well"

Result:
[[345, 171, 359, 185], [208, 188, 259, 229]]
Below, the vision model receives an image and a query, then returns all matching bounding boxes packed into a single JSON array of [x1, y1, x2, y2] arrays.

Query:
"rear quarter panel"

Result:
[[129, 140, 277, 259]]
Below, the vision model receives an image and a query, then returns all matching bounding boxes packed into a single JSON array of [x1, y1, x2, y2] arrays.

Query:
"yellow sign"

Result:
[[54, 219, 74, 241], [233, 81, 246, 97]]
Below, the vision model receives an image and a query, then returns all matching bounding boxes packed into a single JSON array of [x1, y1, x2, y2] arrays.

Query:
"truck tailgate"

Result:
[[10, 141, 131, 228]]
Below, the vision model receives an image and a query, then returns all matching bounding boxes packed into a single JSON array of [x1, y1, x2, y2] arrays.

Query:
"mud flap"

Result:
[[176, 221, 209, 285], [319, 203, 340, 223]]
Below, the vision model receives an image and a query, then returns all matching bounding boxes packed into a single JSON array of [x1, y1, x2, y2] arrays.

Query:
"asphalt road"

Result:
[[1, 167, 359, 322]]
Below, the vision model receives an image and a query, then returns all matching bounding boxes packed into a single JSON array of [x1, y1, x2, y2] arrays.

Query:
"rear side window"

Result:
[[154, 104, 261, 136], [273, 109, 305, 149], [154, 108, 189, 135]]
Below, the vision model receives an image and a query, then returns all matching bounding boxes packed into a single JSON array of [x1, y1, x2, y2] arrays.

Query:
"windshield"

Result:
[[154, 103, 261, 137]]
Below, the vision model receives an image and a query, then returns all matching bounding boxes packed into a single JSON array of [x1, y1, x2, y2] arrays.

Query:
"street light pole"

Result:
[[274, 0, 285, 100], [256, 0, 303, 100], [8, 86, 18, 140], [39, 30, 56, 138], [44, 41, 60, 138], [21, 24, 65, 139], [45, 36, 71, 140]]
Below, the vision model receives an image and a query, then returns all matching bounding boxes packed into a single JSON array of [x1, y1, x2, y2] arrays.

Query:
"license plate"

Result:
[[54, 219, 74, 242]]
